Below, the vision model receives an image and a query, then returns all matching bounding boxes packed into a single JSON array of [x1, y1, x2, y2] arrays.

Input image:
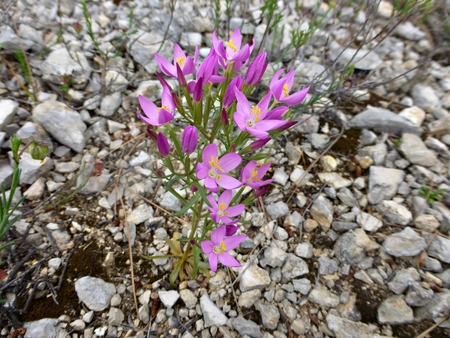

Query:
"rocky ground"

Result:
[[1, 0, 450, 337]]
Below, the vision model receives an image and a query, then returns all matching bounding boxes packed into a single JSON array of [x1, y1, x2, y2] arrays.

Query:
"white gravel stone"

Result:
[[357, 212, 382, 232], [200, 293, 227, 328], [239, 264, 271, 292], [159, 290, 180, 308]]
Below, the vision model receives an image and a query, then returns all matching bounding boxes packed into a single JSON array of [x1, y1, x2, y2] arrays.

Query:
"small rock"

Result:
[[382, 227, 426, 257], [318, 172, 352, 189], [293, 278, 311, 295], [294, 242, 313, 258], [405, 282, 433, 307], [399, 133, 438, 167], [368, 166, 405, 204], [264, 245, 287, 268], [308, 287, 340, 307], [200, 293, 227, 327], [108, 307, 124, 325], [266, 202, 289, 219], [256, 302, 280, 330], [377, 201, 412, 226], [240, 264, 271, 292], [158, 290, 180, 308], [318, 257, 339, 275], [0, 99, 18, 131], [75, 276, 116, 311], [411, 84, 441, 110], [415, 290, 450, 321], [281, 254, 309, 281], [357, 212, 382, 232], [232, 316, 261, 338], [348, 106, 422, 135], [180, 289, 197, 309], [326, 314, 376, 338], [273, 168, 289, 186], [427, 235, 450, 263], [388, 268, 420, 294], [310, 195, 334, 228], [399, 106, 425, 126], [334, 229, 380, 264], [377, 296, 414, 324]]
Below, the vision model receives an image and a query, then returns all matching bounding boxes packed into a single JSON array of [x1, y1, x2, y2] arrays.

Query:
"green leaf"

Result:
[[193, 181, 211, 207], [143, 254, 173, 260], [191, 245, 200, 279], [170, 191, 201, 217], [170, 259, 183, 287], [165, 238, 182, 256]]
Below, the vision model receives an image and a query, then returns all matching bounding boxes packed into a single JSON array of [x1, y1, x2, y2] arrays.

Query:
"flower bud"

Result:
[[157, 132, 170, 156], [193, 77, 203, 102], [181, 126, 198, 154], [223, 76, 242, 108], [244, 53, 268, 86], [221, 108, 229, 126], [176, 63, 187, 88], [73, 22, 83, 35], [250, 138, 270, 151], [274, 120, 298, 133], [156, 72, 173, 93], [146, 128, 158, 142], [190, 185, 198, 192], [28, 141, 50, 162], [254, 186, 270, 198]]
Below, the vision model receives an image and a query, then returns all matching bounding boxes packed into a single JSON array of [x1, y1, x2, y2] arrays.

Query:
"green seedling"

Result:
[[419, 184, 447, 204]]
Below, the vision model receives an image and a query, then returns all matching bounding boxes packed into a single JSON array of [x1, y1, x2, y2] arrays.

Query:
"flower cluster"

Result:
[[138, 29, 309, 274]]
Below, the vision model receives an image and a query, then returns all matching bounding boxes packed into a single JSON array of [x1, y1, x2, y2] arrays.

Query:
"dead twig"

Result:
[[415, 316, 448, 338]]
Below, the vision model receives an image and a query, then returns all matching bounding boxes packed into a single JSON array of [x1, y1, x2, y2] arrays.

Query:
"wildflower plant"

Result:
[[140, 29, 309, 285]]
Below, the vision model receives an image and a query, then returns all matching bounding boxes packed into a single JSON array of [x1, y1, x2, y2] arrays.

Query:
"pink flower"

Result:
[[157, 132, 170, 156], [212, 29, 255, 71], [244, 53, 268, 86], [270, 69, 310, 105], [137, 85, 174, 126], [196, 144, 242, 193], [241, 161, 274, 189], [207, 190, 245, 224], [155, 44, 197, 78], [182, 126, 198, 154], [200, 225, 247, 272], [233, 89, 287, 139], [188, 49, 226, 101]]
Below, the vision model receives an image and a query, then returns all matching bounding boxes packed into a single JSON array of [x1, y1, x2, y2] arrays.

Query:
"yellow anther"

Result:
[[219, 240, 227, 253], [250, 167, 259, 181], [176, 57, 185, 67], [158, 105, 170, 114], [251, 105, 261, 122], [226, 39, 237, 52], [209, 156, 224, 172], [219, 202, 227, 211], [282, 84, 290, 97]]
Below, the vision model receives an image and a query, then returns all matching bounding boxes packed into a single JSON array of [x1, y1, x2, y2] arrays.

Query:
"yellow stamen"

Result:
[[209, 156, 224, 172], [251, 105, 261, 122], [250, 167, 259, 181], [226, 39, 237, 52], [282, 84, 290, 97], [176, 57, 185, 67], [219, 202, 227, 211], [158, 105, 170, 114], [219, 240, 227, 254]]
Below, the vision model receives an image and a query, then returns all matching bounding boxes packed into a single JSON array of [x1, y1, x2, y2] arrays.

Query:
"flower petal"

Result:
[[247, 127, 269, 139], [224, 235, 247, 250], [216, 174, 242, 190], [212, 225, 226, 245], [200, 240, 214, 254], [226, 204, 245, 217], [257, 163, 272, 179], [158, 108, 174, 125], [270, 69, 284, 89], [205, 176, 218, 193], [257, 93, 272, 117], [207, 194, 218, 211], [138, 95, 158, 118], [279, 86, 309, 105], [233, 112, 248, 132], [154, 54, 176, 77], [173, 44, 186, 62], [202, 143, 218, 165], [218, 252, 241, 267], [208, 253, 218, 272], [219, 153, 241, 172], [218, 190, 232, 208], [196, 163, 208, 179]]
